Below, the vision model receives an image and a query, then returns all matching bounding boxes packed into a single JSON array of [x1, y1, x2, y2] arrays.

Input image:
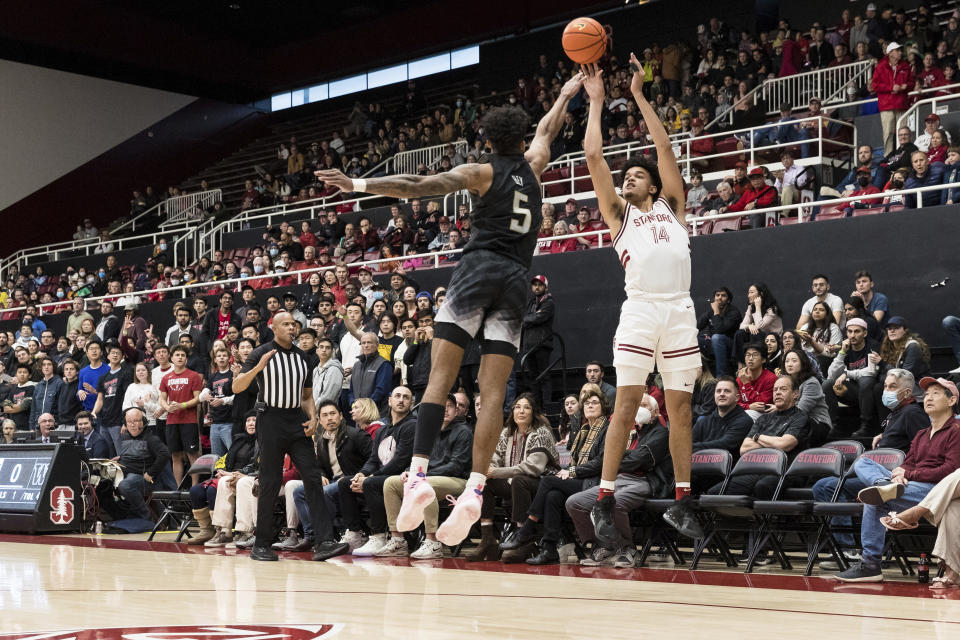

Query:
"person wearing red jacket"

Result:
[[872, 42, 916, 155], [736, 343, 777, 421], [725, 167, 779, 228], [843, 167, 883, 214]]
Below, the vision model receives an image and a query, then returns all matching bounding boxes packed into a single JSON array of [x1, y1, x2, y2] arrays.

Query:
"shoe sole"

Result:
[[834, 574, 884, 583], [858, 484, 905, 506], [663, 512, 704, 539], [313, 543, 350, 561], [436, 500, 481, 546], [411, 552, 443, 560], [250, 554, 278, 561], [590, 511, 619, 548], [396, 482, 436, 532], [373, 550, 410, 557]]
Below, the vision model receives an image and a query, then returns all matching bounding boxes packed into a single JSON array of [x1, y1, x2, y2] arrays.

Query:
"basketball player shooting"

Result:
[[314, 71, 584, 545], [580, 57, 704, 546]]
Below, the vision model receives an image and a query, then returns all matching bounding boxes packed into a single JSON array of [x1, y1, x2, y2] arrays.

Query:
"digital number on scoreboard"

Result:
[[0, 451, 54, 512]]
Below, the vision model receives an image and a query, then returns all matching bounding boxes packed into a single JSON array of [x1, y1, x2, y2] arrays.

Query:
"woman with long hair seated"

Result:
[[462, 393, 560, 562], [874, 317, 931, 419], [500, 388, 611, 565], [186, 411, 259, 546], [797, 300, 842, 374], [782, 348, 832, 446]]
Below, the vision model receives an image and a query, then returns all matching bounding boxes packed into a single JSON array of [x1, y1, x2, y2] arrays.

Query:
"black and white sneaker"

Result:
[[833, 561, 884, 583], [663, 498, 704, 539], [590, 495, 619, 548]]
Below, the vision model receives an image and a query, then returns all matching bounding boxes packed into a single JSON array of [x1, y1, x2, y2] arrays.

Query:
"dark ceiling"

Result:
[[0, 0, 622, 103]]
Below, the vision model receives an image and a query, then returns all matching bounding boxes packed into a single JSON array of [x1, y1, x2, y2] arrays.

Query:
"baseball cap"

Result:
[[532, 275, 549, 287], [885, 315, 907, 327], [691, 118, 703, 127], [438, 216, 450, 224], [749, 167, 764, 176], [925, 113, 941, 123], [416, 290, 433, 301], [867, 3, 877, 11], [846, 317, 868, 330], [355, 266, 371, 275], [446, 393, 458, 405], [886, 42, 902, 54], [282, 291, 298, 300], [919, 376, 958, 398], [566, 197, 577, 205], [856, 166, 872, 175]]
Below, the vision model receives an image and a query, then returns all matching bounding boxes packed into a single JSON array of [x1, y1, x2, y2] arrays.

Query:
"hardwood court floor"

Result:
[[1, 533, 959, 639]]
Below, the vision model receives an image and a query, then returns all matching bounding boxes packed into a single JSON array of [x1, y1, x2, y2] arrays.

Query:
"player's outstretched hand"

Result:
[[560, 70, 586, 98], [314, 169, 352, 193], [582, 63, 605, 101], [629, 52, 644, 96]]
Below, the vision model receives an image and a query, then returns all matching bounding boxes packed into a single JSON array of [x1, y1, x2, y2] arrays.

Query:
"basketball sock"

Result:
[[597, 479, 616, 500], [409, 455, 429, 476], [675, 482, 691, 501], [466, 472, 486, 493], [412, 402, 445, 459]]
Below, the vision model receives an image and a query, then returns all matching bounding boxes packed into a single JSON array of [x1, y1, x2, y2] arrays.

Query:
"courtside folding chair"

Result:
[[808, 448, 906, 575], [636, 449, 733, 567], [823, 440, 865, 474], [692, 448, 788, 570], [148, 454, 218, 542], [750, 448, 845, 573]]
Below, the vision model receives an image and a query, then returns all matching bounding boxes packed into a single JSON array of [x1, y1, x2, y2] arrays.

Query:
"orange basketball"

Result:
[[562, 17, 607, 65]]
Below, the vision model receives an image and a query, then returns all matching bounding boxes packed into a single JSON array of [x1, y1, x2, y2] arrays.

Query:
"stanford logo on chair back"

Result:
[[49, 485, 74, 525], [743, 452, 778, 464], [0, 624, 341, 640]]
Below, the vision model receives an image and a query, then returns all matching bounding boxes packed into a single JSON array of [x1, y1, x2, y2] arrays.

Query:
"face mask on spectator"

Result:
[[78, 270, 86, 278], [240, 272, 249, 278], [881, 390, 901, 409], [269, 248, 279, 257], [86, 276, 95, 284], [159, 243, 167, 251], [98, 270, 105, 278], [56, 291, 64, 299], [254, 265, 264, 274], [857, 176, 870, 187], [170, 278, 180, 286]]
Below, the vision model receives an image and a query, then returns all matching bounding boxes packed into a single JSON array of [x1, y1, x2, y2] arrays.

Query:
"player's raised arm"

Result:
[[525, 71, 585, 176], [583, 64, 625, 232], [315, 162, 490, 199], [628, 52, 686, 221]]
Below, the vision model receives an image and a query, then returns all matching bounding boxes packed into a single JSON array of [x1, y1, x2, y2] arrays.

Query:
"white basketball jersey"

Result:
[[612, 197, 691, 299]]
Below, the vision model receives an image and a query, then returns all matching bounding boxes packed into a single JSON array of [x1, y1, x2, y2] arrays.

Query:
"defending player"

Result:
[[315, 72, 584, 545], [581, 56, 704, 546]]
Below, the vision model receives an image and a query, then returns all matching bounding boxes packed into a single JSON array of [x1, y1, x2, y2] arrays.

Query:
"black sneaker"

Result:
[[833, 561, 884, 583], [313, 540, 350, 561], [663, 499, 704, 539], [250, 546, 279, 561], [590, 495, 618, 548]]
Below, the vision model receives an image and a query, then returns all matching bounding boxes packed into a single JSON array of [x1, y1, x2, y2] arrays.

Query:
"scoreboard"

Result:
[[0, 444, 82, 533]]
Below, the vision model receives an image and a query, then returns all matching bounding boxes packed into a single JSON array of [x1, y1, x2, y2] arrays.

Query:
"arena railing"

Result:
[[161, 189, 223, 227], [897, 90, 960, 136], [541, 115, 856, 194], [686, 181, 960, 235], [0, 227, 195, 283], [3, 179, 955, 320], [4, 228, 617, 318]]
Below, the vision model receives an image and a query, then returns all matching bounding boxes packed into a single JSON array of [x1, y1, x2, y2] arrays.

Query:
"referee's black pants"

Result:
[[256, 409, 334, 547]]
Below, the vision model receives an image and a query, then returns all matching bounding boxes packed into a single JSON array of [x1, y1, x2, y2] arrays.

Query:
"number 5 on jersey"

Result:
[[510, 191, 531, 234]]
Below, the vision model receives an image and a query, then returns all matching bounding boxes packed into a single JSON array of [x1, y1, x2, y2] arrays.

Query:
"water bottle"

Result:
[[95, 521, 103, 535], [918, 553, 929, 584]]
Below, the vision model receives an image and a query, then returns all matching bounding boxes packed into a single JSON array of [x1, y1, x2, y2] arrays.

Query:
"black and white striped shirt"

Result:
[[243, 341, 312, 409]]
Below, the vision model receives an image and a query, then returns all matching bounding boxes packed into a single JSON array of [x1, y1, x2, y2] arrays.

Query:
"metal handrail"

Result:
[[541, 116, 855, 195], [687, 181, 960, 235], [897, 90, 960, 135], [163, 189, 222, 225], [112, 201, 163, 235], [3, 228, 616, 317]]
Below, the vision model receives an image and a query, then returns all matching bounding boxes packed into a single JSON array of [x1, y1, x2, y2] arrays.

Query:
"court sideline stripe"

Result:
[[23, 586, 960, 626]]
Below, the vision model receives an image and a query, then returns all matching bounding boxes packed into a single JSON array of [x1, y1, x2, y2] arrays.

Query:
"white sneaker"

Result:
[[339, 529, 368, 552], [396, 473, 436, 531], [374, 536, 409, 557], [819, 551, 862, 571], [613, 547, 638, 568], [435, 487, 483, 546], [352, 533, 388, 556], [226, 532, 255, 549], [410, 539, 444, 559]]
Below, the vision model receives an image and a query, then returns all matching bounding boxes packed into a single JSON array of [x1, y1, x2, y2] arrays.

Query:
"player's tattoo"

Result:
[[365, 172, 471, 198]]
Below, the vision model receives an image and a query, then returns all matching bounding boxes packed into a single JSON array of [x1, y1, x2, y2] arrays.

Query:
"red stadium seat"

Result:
[[711, 216, 743, 233], [573, 163, 593, 193], [814, 206, 847, 221], [852, 206, 886, 217]]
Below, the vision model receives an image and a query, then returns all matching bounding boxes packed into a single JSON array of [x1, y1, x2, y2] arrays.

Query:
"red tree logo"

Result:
[[49, 486, 74, 525], [0, 624, 341, 640]]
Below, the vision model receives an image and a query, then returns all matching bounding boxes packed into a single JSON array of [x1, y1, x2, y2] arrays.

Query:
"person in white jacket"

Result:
[[122, 362, 161, 431]]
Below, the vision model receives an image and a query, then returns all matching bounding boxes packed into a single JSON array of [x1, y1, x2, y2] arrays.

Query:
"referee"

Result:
[[232, 311, 349, 562]]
